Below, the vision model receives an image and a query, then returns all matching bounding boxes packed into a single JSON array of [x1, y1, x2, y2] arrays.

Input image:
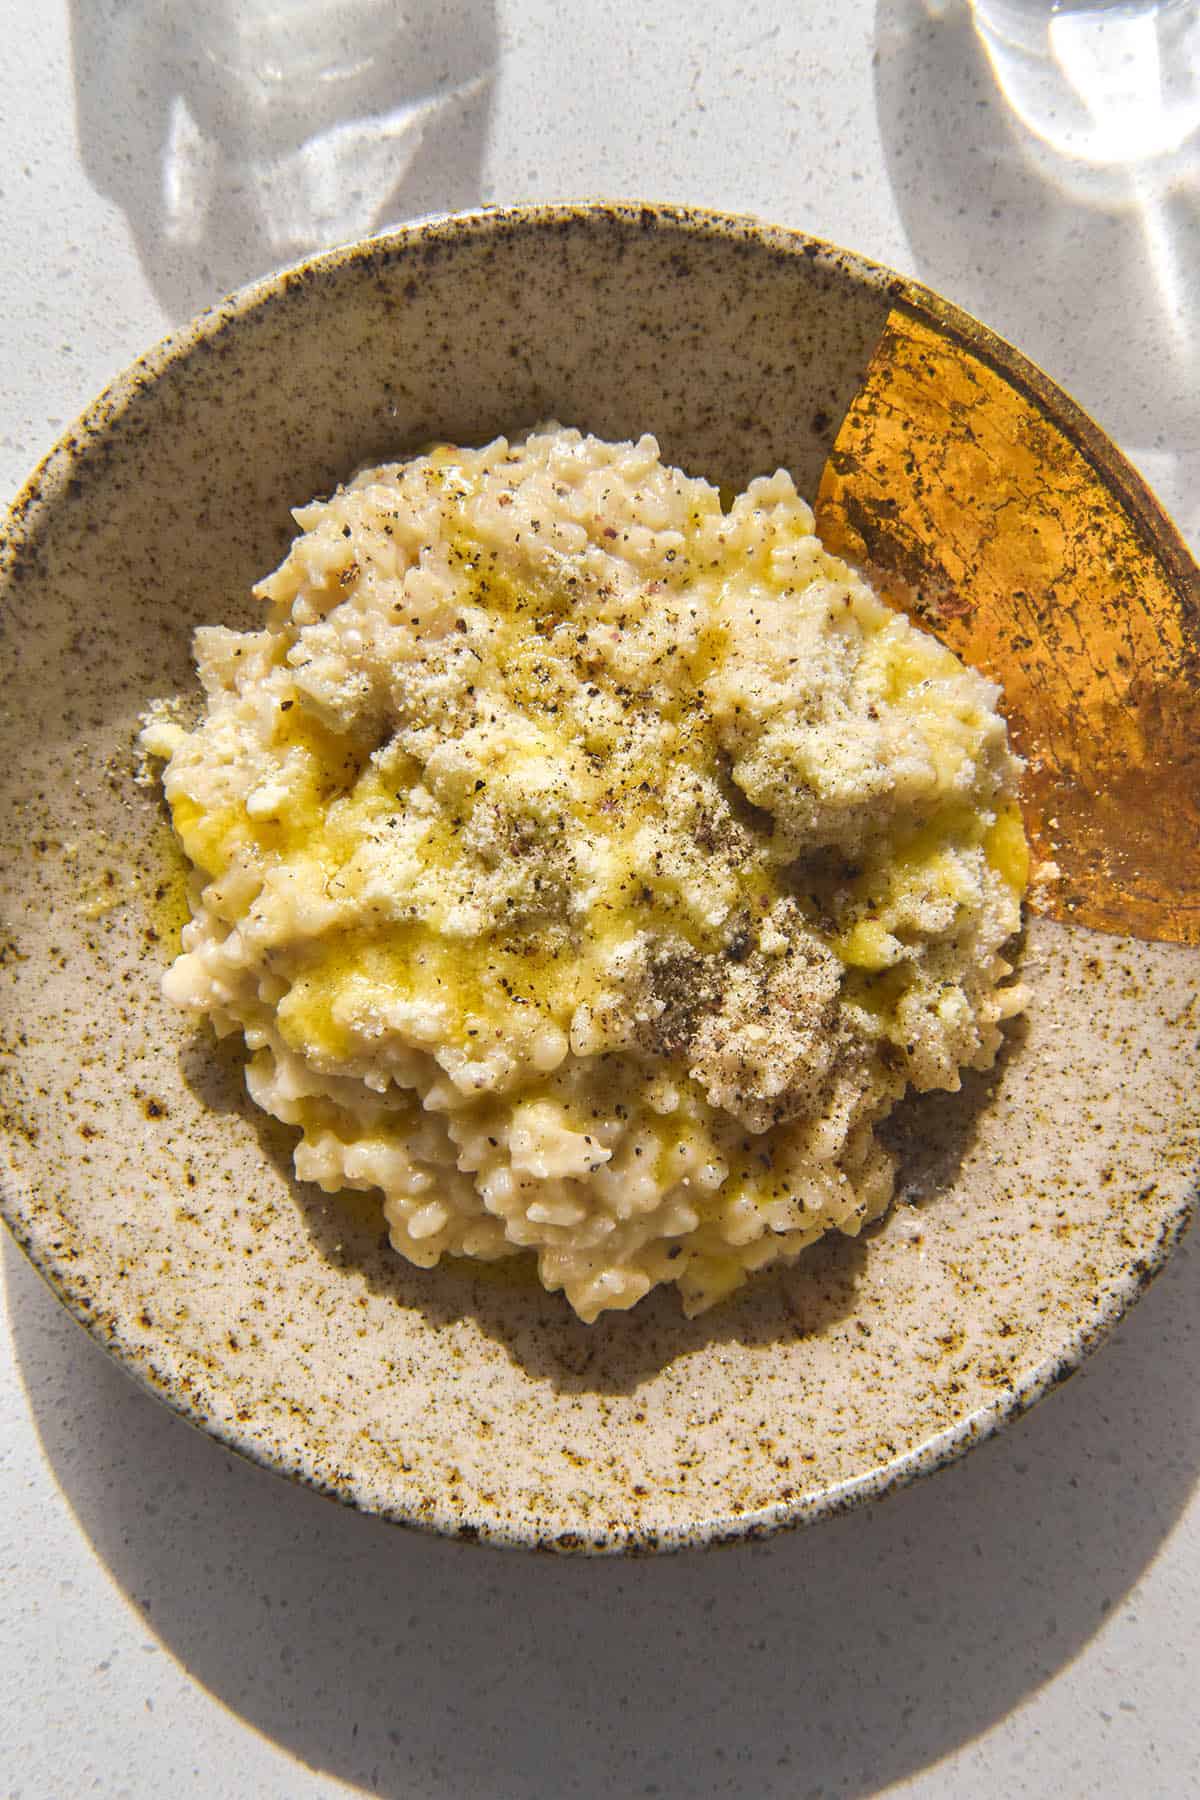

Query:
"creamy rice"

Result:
[[140, 426, 1028, 1322]]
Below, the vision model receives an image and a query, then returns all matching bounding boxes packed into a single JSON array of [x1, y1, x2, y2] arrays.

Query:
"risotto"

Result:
[[140, 426, 1028, 1322]]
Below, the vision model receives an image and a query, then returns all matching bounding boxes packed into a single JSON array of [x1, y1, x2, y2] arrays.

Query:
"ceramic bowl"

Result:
[[1, 203, 1197, 1551]]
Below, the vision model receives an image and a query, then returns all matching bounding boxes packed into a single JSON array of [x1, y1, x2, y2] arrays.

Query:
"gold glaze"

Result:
[[815, 307, 1200, 946]]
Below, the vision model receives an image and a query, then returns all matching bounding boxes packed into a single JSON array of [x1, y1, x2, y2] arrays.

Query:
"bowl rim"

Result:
[[6, 199, 1194, 591], [1, 198, 1196, 1555]]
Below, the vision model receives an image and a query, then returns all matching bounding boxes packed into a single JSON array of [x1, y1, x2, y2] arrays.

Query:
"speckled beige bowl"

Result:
[[1, 204, 1196, 1551]]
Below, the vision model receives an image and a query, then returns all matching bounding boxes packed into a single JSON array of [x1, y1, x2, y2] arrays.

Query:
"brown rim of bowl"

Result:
[[1, 200, 1196, 1554]]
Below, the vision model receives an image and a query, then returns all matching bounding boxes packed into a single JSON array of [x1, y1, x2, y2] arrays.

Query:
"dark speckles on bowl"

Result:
[[0, 203, 1197, 1552]]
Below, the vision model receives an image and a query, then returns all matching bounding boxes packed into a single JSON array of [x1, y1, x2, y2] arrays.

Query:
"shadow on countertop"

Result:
[[872, 0, 1200, 456], [6, 1227, 1197, 1797], [69, 0, 497, 324]]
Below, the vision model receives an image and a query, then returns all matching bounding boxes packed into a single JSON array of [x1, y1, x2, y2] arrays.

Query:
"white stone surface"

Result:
[[1, 0, 1197, 1794]]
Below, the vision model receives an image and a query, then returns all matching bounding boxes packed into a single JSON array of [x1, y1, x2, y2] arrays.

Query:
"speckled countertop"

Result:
[[2, 2, 1197, 1795]]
